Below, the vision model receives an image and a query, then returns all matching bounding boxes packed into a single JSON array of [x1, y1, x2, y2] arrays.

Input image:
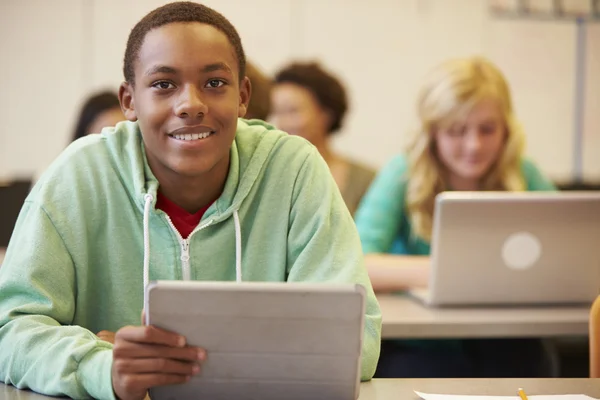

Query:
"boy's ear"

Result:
[[118, 82, 138, 121], [237, 76, 251, 118]]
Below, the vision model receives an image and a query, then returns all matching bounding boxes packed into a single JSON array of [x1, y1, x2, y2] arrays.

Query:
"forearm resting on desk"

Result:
[[365, 254, 429, 293]]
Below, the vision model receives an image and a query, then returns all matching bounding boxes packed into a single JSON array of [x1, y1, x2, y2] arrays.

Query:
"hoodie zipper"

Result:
[[163, 215, 214, 280]]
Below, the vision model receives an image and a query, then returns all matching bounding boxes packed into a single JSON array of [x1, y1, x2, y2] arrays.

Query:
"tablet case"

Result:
[[146, 280, 366, 400]]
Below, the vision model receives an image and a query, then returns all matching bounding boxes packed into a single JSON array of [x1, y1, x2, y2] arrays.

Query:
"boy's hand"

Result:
[[98, 309, 146, 344], [97, 330, 116, 344], [111, 325, 205, 400]]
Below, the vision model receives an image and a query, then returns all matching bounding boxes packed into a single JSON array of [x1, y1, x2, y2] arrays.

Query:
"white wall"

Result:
[[583, 24, 600, 182], [1, 0, 598, 182], [0, 0, 86, 180]]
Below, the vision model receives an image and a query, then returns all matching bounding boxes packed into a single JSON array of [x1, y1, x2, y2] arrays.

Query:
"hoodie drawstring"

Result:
[[233, 209, 242, 283], [143, 194, 153, 298], [142, 194, 243, 308]]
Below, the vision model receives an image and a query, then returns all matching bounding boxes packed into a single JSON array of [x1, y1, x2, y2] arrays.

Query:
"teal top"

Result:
[[354, 154, 556, 350], [355, 154, 557, 256]]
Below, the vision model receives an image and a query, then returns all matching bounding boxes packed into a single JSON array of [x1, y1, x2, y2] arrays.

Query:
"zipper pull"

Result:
[[181, 240, 190, 262], [180, 239, 191, 280]]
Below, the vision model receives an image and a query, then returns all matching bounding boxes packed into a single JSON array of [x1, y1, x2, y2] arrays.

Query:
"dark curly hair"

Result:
[[274, 62, 348, 134], [123, 1, 246, 85]]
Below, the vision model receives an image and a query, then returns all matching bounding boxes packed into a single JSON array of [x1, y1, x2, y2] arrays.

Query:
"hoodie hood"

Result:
[[101, 119, 285, 305], [107, 119, 281, 225]]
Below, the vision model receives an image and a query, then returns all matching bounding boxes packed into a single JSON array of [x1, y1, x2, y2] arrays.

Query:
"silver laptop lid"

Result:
[[428, 191, 600, 306]]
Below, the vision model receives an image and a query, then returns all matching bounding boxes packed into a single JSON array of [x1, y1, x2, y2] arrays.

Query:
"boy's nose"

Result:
[[175, 86, 208, 119]]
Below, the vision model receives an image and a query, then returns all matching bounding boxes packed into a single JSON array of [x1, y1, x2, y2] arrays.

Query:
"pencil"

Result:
[[518, 388, 528, 400]]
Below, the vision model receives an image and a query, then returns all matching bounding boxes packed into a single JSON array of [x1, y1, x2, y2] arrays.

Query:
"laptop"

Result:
[[146, 281, 366, 400], [410, 191, 600, 307]]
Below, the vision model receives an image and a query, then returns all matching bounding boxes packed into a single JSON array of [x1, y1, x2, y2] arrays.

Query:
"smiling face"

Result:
[[119, 22, 250, 181]]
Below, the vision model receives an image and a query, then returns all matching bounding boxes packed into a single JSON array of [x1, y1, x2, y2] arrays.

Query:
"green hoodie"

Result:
[[0, 119, 381, 399]]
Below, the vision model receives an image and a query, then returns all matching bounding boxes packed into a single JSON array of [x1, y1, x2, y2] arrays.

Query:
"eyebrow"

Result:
[[144, 62, 233, 77], [201, 62, 232, 74], [144, 65, 177, 77], [479, 119, 500, 125]]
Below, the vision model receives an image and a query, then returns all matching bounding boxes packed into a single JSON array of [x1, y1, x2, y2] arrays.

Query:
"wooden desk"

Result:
[[1, 379, 599, 399], [0, 248, 5, 265], [378, 294, 591, 339]]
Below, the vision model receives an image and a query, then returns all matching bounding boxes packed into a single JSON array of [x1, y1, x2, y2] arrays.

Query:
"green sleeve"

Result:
[[285, 147, 382, 381], [354, 155, 408, 253], [0, 201, 116, 400], [521, 158, 558, 191]]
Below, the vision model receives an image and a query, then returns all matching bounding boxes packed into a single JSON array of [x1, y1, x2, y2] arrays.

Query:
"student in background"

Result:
[[30, 91, 126, 186], [72, 91, 125, 142], [271, 62, 375, 216], [355, 56, 556, 378], [244, 61, 272, 121], [0, 2, 381, 399]]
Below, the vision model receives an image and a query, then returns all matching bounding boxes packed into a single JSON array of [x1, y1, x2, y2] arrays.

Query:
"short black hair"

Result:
[[123, 1, 246, 85], [72, 91, 120, 142], [274, 62, 348, 134]]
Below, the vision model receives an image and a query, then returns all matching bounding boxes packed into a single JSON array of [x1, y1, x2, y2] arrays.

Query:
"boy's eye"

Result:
[[152, 81, 175, 90], [205, 79, 225, 88]]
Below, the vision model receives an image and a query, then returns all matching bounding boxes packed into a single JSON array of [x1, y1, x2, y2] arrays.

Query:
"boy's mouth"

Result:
[[168, 131, 215, 141]]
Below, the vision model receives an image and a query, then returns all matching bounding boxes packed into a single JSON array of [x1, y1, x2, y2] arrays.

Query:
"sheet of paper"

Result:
[[415, 391, 598, 400]]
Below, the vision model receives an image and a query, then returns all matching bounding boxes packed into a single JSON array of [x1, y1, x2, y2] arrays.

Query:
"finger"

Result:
[[113, 340, 206, 363], [144, 373, 192, 388], [123, 373, 191, 391], [116, 325, 186, 347], [113, 357, 201, 376], [98, 335, 115, 344], [97, 331, 116, 344], [115, 374, 190, 399]]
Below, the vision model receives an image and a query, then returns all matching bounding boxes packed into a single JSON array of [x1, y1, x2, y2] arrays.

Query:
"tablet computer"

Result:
[[146, 280, 366, 400]]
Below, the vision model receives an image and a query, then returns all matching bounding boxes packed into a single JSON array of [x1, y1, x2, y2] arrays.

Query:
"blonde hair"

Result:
[[406, 57, 526, 241]]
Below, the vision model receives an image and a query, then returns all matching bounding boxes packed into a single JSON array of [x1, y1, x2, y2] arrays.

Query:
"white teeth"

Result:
[[171, 132, 213, 141]]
